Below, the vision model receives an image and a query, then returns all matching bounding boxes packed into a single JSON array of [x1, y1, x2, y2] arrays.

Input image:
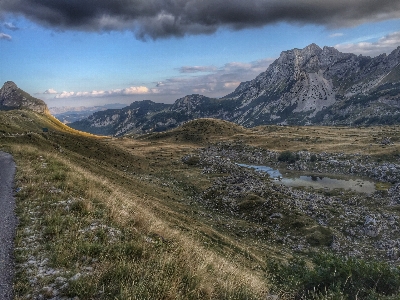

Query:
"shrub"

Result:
[[182, 155, 200, 166], [278, 150, 298, 163]]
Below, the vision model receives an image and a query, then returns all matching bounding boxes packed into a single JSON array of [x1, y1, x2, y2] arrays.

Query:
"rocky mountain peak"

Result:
[[0, 81, 19, 101], [2, 80, 18, 91], [0, 81, 49, 114], [302, 43, 322, 55]]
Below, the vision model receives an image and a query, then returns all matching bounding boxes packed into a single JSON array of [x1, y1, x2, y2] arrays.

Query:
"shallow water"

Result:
[[237, 163, 376, 194], [236, 163, 282, 178], [280, 176, 376, 194]]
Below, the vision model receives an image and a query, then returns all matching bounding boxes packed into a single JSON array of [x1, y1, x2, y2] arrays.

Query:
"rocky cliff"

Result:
[[226, 43, 400, 126], [0, 81, 49, 114], [69, 44, 400, 135]]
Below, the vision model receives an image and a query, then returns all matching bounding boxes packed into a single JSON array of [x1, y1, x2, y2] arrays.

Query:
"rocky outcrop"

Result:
[[228, 44, 400, 126], [0, 81, 49, 114]]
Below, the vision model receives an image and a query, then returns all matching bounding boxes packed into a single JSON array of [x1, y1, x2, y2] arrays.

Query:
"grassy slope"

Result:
[[0, 111, 268, 299], [1, 110, 400, 299]]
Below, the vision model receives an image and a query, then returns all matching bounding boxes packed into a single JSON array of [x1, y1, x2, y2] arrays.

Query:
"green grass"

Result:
[[268, 253, 400, 299]]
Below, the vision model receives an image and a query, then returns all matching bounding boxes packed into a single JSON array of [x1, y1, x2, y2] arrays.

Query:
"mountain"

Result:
[[69, 44, 400, 135], [0, 81, 49, 114], [228, 43, 400, 126], [70, 100, 171, 135], [50, 103, 126, 124]]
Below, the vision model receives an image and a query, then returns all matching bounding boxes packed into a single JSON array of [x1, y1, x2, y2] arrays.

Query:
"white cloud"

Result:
[[56, 91, 76, 99], [224, 82, 241, 89], [154, 58, 274, 97], [0, 33, 12, 41], [4, 22, 19, 31], [178, 66, 217, 73], [50, 58, 274, 103], [44, 88, 58, 94], [329, 32, 343, 38], [335, 31, 400, 57], [121, 86, 151, 95], [54, 86, 154, 99]]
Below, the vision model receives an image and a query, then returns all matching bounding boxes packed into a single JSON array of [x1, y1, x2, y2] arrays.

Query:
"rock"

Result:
[[69, 273, 82, 281], [364, 225, 380, 237], [388, 248, 400, 260], [0, 81, 49, 113], [270, 213, 283, 219], [365, 215, 377, 226], [55, 277, 67, 284]]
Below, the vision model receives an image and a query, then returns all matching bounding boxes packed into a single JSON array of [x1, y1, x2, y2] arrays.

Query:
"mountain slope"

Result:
[[50, 103, 126, 124], [227, 43, 400, 126], [69, 44, 400, 135], [0, 81, 49, 114], [70, 100, 171, 135]]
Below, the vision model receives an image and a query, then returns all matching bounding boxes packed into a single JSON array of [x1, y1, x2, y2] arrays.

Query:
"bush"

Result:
[[268, 253, 400, 299], [182, 155, 200, 166], [278, 150, 298, 163]]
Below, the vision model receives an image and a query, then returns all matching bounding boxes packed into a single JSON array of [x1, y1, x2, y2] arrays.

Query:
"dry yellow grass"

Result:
[[1, 113, 271, 299], [2, 112, 400, 299]]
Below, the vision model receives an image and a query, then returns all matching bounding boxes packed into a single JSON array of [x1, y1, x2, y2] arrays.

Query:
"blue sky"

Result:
[[1, 0, 400, 108]]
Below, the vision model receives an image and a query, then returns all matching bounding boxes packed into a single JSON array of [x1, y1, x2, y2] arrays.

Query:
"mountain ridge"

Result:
[[65, 44, 400, 134]]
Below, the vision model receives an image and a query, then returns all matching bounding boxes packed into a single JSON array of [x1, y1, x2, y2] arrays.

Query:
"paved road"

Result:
[[0, 152, 16, 300]]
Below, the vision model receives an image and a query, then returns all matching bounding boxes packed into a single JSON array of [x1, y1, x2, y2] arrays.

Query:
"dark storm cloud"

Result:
[[1, 0, 400, 39]]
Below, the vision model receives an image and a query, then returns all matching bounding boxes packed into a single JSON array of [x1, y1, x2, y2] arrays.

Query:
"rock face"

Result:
[[228, 44, 400, 126], [0, 81, 49, 114], [70, 44, 400, 136]]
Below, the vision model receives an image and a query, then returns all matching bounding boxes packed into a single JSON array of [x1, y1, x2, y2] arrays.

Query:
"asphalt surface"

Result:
[[0, 152, 16, 300]]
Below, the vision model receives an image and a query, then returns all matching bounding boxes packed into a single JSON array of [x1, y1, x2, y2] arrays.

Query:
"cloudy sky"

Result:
[[1, 0, 400, 108]]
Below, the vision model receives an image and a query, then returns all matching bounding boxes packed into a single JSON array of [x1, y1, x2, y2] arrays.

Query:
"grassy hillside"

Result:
[[1, 111, 269, 299], [1, 110, 400, 299]]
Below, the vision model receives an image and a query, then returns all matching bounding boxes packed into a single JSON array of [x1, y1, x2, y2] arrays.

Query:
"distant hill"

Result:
[[52, 44, 400, 134], [69, 100, 171, 135], [50, 103, 126, 124], [0, 81, 49, 114], [140, 118, 247, 143]]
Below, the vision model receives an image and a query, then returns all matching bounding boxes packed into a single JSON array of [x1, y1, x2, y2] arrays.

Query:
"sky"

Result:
[[1, 0, 400, 108]]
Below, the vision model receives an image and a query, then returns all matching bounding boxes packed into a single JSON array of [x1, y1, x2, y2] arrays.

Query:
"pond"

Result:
[[237, 163, 376, 194]]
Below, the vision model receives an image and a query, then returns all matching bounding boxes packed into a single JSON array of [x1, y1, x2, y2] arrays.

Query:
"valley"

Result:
[[1, 110, 400, 299]]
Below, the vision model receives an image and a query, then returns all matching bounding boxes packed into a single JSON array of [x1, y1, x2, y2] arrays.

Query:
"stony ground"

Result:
[[183, 142, 400, 264]]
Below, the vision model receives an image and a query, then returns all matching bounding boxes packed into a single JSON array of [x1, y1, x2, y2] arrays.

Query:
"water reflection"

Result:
[[236, 163, 282, 178], [237, 163, 376, 194]]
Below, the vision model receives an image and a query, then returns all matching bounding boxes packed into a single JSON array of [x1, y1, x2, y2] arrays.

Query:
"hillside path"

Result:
[[0, 151, 16, 300]]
